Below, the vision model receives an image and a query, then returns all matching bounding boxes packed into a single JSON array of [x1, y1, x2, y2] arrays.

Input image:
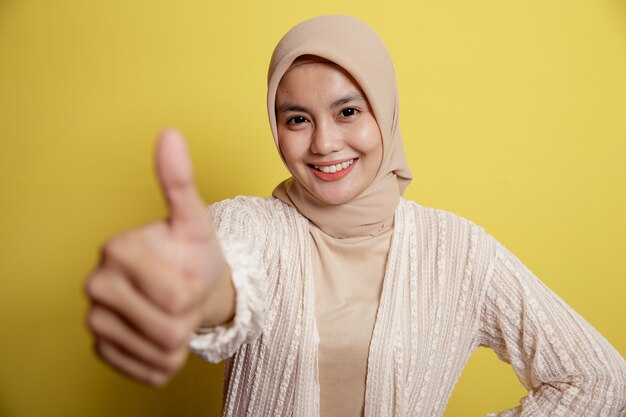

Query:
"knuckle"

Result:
[[85, 270, 111, 301], [87, 306, 113, 337], [101, 238, 121, 262], [87, 306, 107, 336], [84, 276, 99, 299], [101, 231, 139, 263], [86, 306, 104, 333], [85, 271, 125, 304], [87, 307, 118, 338]]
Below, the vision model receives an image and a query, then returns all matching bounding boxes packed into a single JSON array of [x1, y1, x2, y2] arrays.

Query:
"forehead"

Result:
[[276, 61, 366, 102]]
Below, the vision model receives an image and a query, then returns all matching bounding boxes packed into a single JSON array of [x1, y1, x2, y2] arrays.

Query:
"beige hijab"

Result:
[[268, 15, 412, 238]]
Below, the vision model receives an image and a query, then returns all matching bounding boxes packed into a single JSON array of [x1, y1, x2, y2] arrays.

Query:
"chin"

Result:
[[312, 188, 358, 206], [299, 175, 363, 205], [318, 196, 351, 206]]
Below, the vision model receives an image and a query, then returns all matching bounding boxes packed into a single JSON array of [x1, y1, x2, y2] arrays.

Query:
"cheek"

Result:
[[352, 120, 383, 157], [277, 131, 306, 171]]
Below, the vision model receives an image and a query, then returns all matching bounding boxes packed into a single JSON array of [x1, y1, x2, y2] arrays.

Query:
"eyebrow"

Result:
[[276, 92, 367, 114], [329, 92, 367, 109], [277, 103, 310, 114]]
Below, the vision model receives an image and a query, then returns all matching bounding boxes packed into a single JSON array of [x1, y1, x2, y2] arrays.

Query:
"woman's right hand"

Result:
[[84, 129, 235, 386]]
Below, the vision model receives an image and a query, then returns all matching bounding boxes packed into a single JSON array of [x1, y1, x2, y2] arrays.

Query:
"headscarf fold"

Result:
[[268, 15, 412, 238]]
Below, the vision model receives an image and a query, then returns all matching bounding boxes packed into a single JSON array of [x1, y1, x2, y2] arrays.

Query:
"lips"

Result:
[[312, 158, 354, 173], [308, 158, 358, 181]]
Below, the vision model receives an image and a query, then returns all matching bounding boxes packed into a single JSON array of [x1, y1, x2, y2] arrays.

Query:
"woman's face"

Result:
[[275, 62, 383, 206]]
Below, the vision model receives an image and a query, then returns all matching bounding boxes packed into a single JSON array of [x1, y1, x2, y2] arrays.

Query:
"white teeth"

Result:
[[313, 159, 354, 173]]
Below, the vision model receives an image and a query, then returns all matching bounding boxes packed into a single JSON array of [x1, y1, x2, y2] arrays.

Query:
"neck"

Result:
[[272, 174, 400, 238]]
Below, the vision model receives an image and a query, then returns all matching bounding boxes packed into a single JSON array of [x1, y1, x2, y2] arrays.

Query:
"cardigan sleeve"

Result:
[[477, 237, 626, 416], [188, 198, 269, 364]]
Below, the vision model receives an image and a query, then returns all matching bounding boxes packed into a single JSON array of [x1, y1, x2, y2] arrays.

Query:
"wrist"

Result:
[[197, 263, 235, 330]]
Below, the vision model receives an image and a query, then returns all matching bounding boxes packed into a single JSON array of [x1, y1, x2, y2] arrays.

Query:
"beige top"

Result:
[[190, 196, 626, 416], [310, 222, 393, 416]]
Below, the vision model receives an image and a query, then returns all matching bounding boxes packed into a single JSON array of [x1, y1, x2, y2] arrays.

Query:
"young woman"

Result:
[[85, 15, 626, 416]]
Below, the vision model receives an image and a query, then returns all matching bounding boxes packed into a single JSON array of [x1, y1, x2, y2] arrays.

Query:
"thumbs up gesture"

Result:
[[85, 130, 235, 386]]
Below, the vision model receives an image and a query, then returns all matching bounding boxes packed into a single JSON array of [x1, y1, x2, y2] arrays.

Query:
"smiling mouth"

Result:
[[309, 158, 355, 173]]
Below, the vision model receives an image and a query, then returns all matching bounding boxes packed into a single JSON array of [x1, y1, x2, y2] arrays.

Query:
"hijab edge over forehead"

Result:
[[267, 15, 413, 238]]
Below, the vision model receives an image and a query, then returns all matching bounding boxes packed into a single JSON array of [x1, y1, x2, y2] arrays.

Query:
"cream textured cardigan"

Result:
[[189, 196, 626, 416]]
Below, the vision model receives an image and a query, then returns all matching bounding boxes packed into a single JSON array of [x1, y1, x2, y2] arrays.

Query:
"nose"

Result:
[[310, 120, 343, 155]]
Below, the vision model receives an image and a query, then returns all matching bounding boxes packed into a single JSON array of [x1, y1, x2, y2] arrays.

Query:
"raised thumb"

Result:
[[155, 129, 209, 238]]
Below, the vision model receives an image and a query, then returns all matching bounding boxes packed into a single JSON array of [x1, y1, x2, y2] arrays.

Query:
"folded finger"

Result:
[[101, 236, 209, 315], [95, 340, 167, 386], [87, 267, 197, 351], [88, 304, 189, 374]]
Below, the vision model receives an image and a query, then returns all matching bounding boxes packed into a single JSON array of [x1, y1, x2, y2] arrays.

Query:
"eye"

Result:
[[340, 108, 358, 117], [287, 115, 308, 124]]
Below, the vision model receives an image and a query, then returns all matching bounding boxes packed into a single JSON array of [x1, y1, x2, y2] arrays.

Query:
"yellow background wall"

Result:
[[1, 0, 624, 416]]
